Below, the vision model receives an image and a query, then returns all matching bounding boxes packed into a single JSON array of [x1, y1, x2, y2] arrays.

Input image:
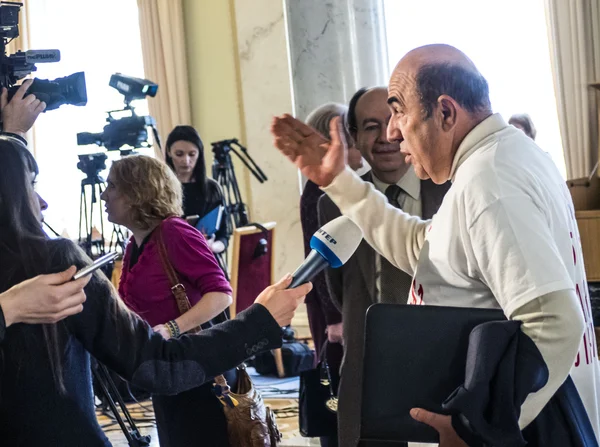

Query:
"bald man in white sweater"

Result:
[[272, 44, 600, 447]]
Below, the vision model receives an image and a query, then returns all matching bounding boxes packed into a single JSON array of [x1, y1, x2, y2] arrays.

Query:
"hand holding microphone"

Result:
[[255, 274, 310, 327], [255, 216, 363, 327]]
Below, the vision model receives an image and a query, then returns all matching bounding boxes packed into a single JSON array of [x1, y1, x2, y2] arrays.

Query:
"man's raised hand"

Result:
[[271, 114, 348, 187]]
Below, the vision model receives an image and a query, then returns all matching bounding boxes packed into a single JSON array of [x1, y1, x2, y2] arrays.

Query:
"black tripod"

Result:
[[78, 173, 127, 259], [93, 361, 152, 446], [79, 175, 107, 258], [211, 139, 267, 235], [108, 225, 128, 254]]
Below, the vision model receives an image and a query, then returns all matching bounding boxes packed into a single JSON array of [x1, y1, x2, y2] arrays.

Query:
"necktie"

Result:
[[385, 184, 403, 208], [380, 184, 413, 303]]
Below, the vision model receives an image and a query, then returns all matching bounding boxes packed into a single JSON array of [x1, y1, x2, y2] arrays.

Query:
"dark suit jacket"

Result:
[[445, 320, 598, 447], [300, 180, 342, 323], [317, 172, 449, 447]]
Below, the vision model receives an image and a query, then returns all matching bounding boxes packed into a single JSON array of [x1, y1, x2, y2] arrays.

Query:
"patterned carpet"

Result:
[[98, 366, 319, 446], [98, 322, 318, 446]]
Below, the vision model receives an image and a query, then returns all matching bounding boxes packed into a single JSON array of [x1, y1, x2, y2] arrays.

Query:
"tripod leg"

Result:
[[82, 185, 92, 256], [216, 168, 235, 234], [116, 226, 128, 252], [98, 364, 139, 430], [98, 183, 106, 255], [225, 164, 249, 227], [94, 363, 152, 447], [94, 367, 136, 444], [79, 185, 84, 243]]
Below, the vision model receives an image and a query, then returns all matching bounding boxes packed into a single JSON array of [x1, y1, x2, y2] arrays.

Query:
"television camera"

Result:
[[0, 1, 87, 111], [76, 73, 158, 152]]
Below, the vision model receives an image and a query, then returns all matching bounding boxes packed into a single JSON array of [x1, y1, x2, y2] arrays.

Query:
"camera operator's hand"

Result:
[[254, 274, 312, 327], [1, 79, 46, 138]]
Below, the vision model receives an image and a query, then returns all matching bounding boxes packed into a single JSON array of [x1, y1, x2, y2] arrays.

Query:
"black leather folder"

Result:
[[359, 303, 506, 444]]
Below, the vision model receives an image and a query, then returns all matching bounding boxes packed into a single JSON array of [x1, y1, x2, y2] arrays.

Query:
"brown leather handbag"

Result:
[[156, 227, 282, 446]]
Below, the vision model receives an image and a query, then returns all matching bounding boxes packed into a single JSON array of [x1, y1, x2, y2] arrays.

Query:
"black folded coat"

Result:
[[443, 320, 598, 447]]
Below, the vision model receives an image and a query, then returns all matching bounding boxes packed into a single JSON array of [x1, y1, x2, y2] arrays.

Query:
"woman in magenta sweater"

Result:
[[101, 155, 234, 446]]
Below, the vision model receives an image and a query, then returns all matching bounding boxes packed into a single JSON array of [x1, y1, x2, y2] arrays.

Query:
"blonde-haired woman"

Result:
[[101, 155, 234, 446]]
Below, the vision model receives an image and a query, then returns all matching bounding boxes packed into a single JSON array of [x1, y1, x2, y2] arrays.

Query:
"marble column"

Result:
[[233, 0, 304, 281], [285, 0, 390, 121]]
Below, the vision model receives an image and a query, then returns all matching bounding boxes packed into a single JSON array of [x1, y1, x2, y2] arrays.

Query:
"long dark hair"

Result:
[[0, 140, 134, 394], [0, 140, 43, 248], [165, 125, 208, 198], [0, 139, 68, 391]]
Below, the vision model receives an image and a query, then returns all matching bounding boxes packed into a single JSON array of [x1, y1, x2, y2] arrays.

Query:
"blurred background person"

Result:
[[301, 103, 366, 359], [300, 102, 367, 447], [509, 113, 537, 140], [101, 155, 235, 447], [165, 125, 229, 255]]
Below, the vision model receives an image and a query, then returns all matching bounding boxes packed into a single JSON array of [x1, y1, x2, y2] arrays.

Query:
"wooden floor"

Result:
[[99, 398, 319, 446]]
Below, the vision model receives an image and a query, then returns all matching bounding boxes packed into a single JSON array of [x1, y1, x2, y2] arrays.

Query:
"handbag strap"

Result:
[[156, 225, 193, 317], [318, 340, 338, 398], [155, 223, 237, 406], [319, 339, 329, 363]]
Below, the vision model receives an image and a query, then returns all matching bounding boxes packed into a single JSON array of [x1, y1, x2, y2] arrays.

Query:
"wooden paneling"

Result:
[[576, 210, 600, 281], [568, 176, 600, 281]]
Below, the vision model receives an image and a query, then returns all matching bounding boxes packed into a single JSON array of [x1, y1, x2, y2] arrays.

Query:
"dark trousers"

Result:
[[152, 369, 237, 447], [306, 299, 344, 446], [306, 299, 344, 370]]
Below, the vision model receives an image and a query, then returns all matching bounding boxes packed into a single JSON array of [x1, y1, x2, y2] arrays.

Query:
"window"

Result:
[[383, 0, 565, 177], [25, 0, 151, 239]]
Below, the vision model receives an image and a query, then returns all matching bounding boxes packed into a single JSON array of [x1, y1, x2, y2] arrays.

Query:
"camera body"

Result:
[[109, 73, 157, 103], [0, 2, 87, 111], [77, 73, 158, 153], [77, 114, 156, 152]]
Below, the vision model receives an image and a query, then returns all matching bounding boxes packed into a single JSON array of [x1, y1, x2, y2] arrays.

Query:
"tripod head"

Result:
[[212, 138, 236, 165], [77, 152, 107, 187], [211, 139, 267, 183], [210, 138, 268, 231]]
